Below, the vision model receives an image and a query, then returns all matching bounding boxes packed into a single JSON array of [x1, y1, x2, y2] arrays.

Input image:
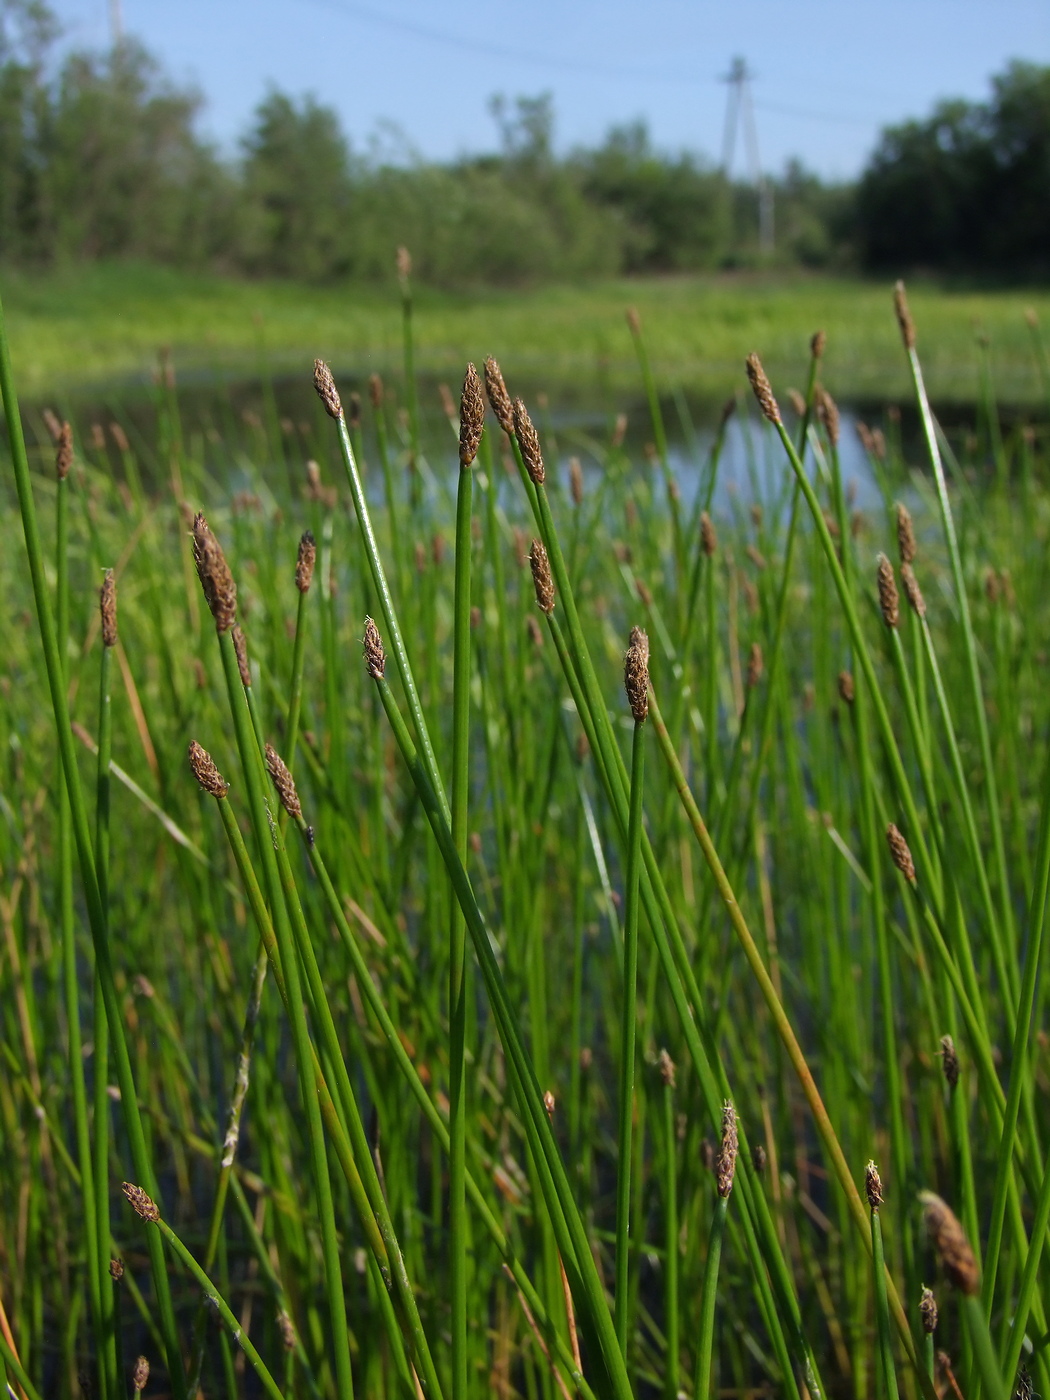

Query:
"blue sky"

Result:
[[46, 0, 1050, 179]]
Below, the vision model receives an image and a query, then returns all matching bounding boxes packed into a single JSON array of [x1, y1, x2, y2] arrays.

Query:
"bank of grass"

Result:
[[5, 260, 1050, 405], [0, 271, 1049, 1400]]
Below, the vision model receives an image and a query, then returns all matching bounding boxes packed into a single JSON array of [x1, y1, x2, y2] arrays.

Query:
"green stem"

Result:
[[695, 1195, 729, 1399]]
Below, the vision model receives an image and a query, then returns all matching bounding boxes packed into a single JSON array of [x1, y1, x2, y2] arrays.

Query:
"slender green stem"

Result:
[[285, 585, 309, 773], [870, 1205, 900, 1400], [961, 1294, 1007, 1400], [696, 1195, 729, 1399]]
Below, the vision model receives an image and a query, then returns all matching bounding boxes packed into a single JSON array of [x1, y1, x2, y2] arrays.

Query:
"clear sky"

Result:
[[45, 0, 1050, 179]]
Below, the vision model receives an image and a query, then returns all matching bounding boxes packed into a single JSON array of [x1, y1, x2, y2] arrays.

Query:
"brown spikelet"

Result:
[[110, 421, 130, 453], [856, 420, 874, 454], [277, 1310, 297, 1352], [132, 1356, 150, 1393], [658, 1049, 676, 1088], [369, 372, 384, 409], [232, 626, 251, 687], [817, 386, 840, 446], [747, 642, 764, 689], [396, 245, 412, 281], [901, 563, 926, 618], [838, 670, 855, 705], [872, 427, 887, 460], [191, 513, 237, 633], [715, 1101, 738, 1198], [484, 357, 515, 433], [886, 823, 916, 883], [811, 329, 827, 359], [921, 1191, 979, 1295], [109, 1257, 124, 1280], [529, 539, 555, 614], [513, 399, 545, 485], [919, 1287, 938, 1334], [745, 353, 781, 425], [265, 744, 302, 820], [122, 1182, 159, 1223], [525, 614, 544, 648], [865, 1161, 884, 1210], [939, 1035, 960, 1090], [56, 421, 74, 480], [42, 407, 63, 443], [348, 391, 361, 431], [700, 511, 718, 557], [894, 281, 917, 349], [100, 570, 117, 648], [876, 554, 900, 629], [459, 362, 485, 466], [788, 388, 807, 418], [313, 359, 342, 419], [188, 741, 229, 799], [543, 1089, 556, 1117], [569, 456, 584, 506], [363, 616, 386, 680], [720, 395, 737, 428], [624, 629, 650, 724], [896, 502, 917, 564], [752, 1143, 767, 1173], [296, 530, 316, 593], [626, 306, 641, 335]]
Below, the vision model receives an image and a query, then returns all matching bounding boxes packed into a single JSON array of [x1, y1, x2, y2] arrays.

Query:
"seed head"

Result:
[[894, 281, 917, 349], [188, 741, 229, 799], [265, 744, 302, 820], [625, 628, 650, 724], [919, 1287, 938, 1334], [747, 642, 764, 689], [122, 1182, 159, 1223], [569, 456, 584, 506], [838, 670, 855, 705], [109, 1257, 124, 1281], [939, 1035, 960, 1090], [313, 359, 342, 419], [896, 502, 917, 564], [817, 386, 840, 447], [296, 530, 316, 593], [277, 1309, 297, 1352], [459, 362, 485, 466], [626, 305, 641, 335], [484, 357, 514, 434], [396, 245, 412, 281], [745, 353, 781, 426], [788, 388, 807, 418], [232, 625, 251, 687], [658, 1049, 676, 1089], [369, 372, 384, 409], [513, 399, 545, 485], [715, 1100, 738, 1198], [132, 1356, 150, 1393], [886, 823, 916, 883], [100, 570, 118, 648], [529, 539, 555, 614], [543, 1090, 556, 1117], [720, 395, 737, 428], [363, 616, 386, 680], [901, 563, 926, 618], [921, 1191, 979, 1295], [752, 1143, 767, 1173], [700, 511, 718, 557], [56, 421, 74, 480], [876, 554, 900, 629], [811, 329, 827, 360], [191, 513, 237, 633], [865, 1161, 884, 1210]]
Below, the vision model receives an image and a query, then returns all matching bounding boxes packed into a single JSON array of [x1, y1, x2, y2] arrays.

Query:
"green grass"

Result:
[[5, 260, 1050, 404], [1, 271, 1048, 1400]]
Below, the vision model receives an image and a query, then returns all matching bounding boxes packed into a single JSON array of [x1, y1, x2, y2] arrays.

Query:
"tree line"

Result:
[[0, 0, 1047, 285]]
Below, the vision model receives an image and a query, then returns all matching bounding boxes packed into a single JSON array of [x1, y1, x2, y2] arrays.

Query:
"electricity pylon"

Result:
[[720, 56, 774, 255]]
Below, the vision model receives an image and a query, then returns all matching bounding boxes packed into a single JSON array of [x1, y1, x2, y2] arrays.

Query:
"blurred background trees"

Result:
[[0, 0, 1047, 285]]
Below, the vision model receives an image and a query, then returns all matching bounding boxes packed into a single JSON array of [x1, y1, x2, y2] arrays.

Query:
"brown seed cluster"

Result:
[[369, 372, 384, 409], [811, 329, 827, 360], [122, 1181, 160, 1223], [396, 245, 412, 281], [896, 502, 917, 564], [901, 563, 926, 618], [715, 1100, 738, 1198], [232, 625, 251, 687], [132, 1356, 150, 1393], [886, 823, 916, 883], [188, 741, 229, 799], [747, 642, 764, 690], [313, 359, 343, 419], [459, 362, 485, 466], [513, 399, 545, 485], [919, 1287, 938, 1334], [192, 513, 237, 633], [570, 456, 584, 506], [817, 386, 840, 447], [100, 569, 118, 649], [865, 1160, 884, 1211], [876, 554, 900, 629], [56, 421, 74, 480], [296, 530, 316, 593], [745, 353, 781, 426], [265, 744, 302, 820], [363, 616, 386, 680], [484, 357, 515, 434], [838, 670, 855, 706], [658, 1048, 676, 1089], [940, 1034, 960, 1090], [700, 511, 718, 557], [921, 1191, 979, 1295], [529, 539, 555, 614], [109, 1257, 124, 1280], [894, 280, 917, 349], [624, 628, 650, 724]]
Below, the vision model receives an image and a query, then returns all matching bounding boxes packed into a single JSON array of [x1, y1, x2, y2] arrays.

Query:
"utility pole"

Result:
[[720, 56, 774, 256]]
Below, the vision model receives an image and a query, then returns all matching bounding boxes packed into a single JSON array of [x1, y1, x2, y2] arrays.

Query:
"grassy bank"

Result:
[[4, 261, 1050, 407]]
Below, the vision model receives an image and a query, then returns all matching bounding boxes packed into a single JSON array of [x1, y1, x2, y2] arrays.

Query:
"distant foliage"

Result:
[[858, 62, 1050, 276]]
